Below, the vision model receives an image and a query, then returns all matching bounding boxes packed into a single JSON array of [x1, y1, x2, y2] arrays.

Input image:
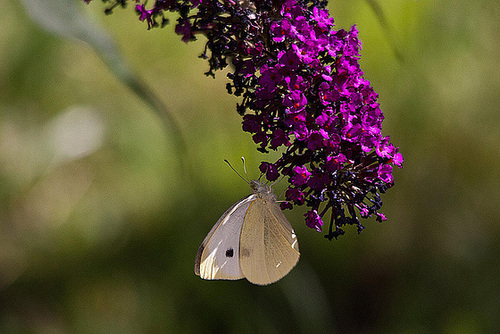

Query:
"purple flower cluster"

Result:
[[86, 0, 403, 240]]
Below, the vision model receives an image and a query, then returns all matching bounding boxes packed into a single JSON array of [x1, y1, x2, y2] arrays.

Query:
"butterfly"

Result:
[[195, 180, 300, 285]]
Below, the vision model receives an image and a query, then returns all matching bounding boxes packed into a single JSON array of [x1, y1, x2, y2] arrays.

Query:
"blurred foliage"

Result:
[[1, 0, 499, 333]]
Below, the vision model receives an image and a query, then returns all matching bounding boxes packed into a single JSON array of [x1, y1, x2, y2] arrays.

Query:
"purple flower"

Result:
[[270, 20, 292, 42], [252, 131, 268, 148], [291, 165, 311, 186], [270, 128, 291, 149], [359, 206, 369, 218], [312, 7, 334, 31], [286, 187, 305, 204], [376, 213, 387, 222], [135, 5, 154, 29], [305, 210, 323, 232], [292, 44, 315, 64], [283, 89, 307, 113], [376, 136, 395, 159], [315, 111, 331, 127], [307, 129, 328, 150], [259, 65, 282, 89], [284, 110, 306, 127], [307, 169, 330, 191], [361, 105, 384, 134], [360, 133, 379, 153], [280, 0, 303, 18], [88, 0, 403, 240], [325, 154, 347, 172], [259, 162, 279, 181], [392, 151, 404, 167], [292, 121, 310, 140], [342, 123, 363, 142], [278, 50, 301, 71], [175, 19, 193, 43], [285, 75, 307, 92], [377, 164, 394, 184], [242, 114, 261, 133], [319, 82, 340, 105]]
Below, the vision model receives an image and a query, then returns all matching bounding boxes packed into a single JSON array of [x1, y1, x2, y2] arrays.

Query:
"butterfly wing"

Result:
[[195, 195, 256, 280], [239, 197, 300, 285]]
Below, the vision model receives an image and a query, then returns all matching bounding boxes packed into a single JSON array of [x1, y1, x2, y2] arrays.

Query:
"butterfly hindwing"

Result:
[[239, 196, 300, 285]]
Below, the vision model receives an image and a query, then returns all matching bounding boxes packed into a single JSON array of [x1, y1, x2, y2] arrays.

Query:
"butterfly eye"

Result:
[[225, 248, 234, 257]]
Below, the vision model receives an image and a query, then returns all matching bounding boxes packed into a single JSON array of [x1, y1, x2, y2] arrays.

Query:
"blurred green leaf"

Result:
[[19, 0, 187, 157], [364, 0, 404, 62]]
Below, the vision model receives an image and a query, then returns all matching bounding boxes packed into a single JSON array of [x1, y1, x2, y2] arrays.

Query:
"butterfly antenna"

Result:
[[269, 174, 284, 187], [257, 170, 265, 183], [240, 157, 251, 182], [277, 187, 288, 200], [241, 157, 248, 178], [224, 159, 249, 184]]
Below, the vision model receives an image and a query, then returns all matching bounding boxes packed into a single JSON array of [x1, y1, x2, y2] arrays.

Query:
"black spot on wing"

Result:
[[225, 248, 234, 257]]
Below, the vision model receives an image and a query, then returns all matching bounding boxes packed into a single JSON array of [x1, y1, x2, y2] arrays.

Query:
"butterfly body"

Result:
[[195, 180, 299, 285]]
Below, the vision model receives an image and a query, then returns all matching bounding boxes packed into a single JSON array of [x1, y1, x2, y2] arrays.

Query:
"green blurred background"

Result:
[[1, 0, 499, 332]]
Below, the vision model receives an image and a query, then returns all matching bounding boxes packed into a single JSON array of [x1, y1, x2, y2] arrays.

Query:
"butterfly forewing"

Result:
[[195, 195, 256, 280], [239, 196, 300, 285]]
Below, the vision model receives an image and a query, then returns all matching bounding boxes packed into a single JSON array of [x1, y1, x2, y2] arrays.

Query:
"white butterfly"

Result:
[[195, 180, 300, 285]]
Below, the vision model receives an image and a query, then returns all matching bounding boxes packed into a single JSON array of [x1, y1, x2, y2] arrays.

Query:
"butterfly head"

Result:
[[250, 180, 273, 195]]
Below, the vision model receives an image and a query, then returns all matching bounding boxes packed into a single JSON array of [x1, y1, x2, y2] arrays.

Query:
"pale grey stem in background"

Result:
[[20, 0, 187, 160]]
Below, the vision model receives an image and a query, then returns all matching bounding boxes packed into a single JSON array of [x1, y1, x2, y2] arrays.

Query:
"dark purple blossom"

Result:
[[242, 114, 261, 133], [286, 187, 305, 205], [175, 19, 193, 43], [86, 0, 403, 240], [325, 154, 346, 172], [259, 162, 279, 181], [278, 50, 302, 71], [270, 128, 291, 149], [305, 210, 323, 232], [270, 20, 291, 42], [136, 4, 152, 24], [376, 213, 387, 222], [377, 164, 394, 184], [252, 131, 268, 149], [307, 129, 328, 150], [283, 90, 308, 113], [307, 170, 330, 191], [291, 165, 311, 186], [392, 152, 404, 167], [312, 7, 334, 31]]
